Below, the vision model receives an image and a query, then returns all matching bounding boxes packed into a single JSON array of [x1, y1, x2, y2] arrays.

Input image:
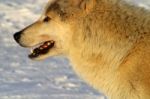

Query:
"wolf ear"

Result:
[[72, 0, 95, 13], [78, 0, 96, 13]]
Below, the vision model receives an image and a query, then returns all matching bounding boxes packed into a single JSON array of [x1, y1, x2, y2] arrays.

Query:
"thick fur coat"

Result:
[[14, 0, 150, 99]]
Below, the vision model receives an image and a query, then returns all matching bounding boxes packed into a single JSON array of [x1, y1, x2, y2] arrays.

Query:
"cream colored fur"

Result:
[[16, 0, 150, 99]]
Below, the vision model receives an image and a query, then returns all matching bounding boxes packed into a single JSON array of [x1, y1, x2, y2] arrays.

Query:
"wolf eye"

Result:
[[43, 16, 51, 22]]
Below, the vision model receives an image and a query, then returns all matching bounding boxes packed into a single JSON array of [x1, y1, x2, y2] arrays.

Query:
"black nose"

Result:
[[14, 31, 22, 43]]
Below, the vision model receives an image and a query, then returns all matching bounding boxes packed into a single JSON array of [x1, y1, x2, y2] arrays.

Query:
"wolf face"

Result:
[[14, 0, 95, 60], [14, 16, 71, 60], [14, 1, 73, 60]]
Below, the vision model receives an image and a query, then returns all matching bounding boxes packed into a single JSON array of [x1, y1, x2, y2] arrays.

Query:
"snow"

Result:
[[0, 0, 149, 99]]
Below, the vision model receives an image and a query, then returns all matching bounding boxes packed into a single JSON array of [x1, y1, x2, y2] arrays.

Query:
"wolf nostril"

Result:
[[14, 32, 22, 43]]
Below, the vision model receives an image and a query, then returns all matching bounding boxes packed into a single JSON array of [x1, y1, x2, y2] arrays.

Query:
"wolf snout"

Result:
[[14, 31, 22, 43]]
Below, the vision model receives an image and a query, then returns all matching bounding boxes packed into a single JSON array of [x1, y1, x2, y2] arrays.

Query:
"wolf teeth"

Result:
[[30, 48, 33, 53], [45, 41, 54, 46], [39, 47, 44, 50], [47, 42, 51, 46], [28, 40, 55, 58]]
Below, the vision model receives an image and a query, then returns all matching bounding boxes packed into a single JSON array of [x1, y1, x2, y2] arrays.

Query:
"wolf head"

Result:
[[14, 0, 96, 60]]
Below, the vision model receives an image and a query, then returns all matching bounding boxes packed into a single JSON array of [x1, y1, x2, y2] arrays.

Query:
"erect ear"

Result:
[[77, 0, 96, 13]]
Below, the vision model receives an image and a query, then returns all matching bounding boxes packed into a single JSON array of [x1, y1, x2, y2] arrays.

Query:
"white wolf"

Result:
[[14, 0, 150, 99]]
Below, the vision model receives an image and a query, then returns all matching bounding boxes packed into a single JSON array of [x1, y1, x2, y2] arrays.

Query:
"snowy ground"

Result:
[[0, 0, 149, 99]]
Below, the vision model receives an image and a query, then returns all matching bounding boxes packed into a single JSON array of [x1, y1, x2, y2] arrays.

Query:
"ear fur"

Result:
[[79, 0, 96, 13]]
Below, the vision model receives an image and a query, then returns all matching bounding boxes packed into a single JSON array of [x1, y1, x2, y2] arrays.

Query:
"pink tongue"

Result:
[[42, 44, 48, 49], [39, 41, 55, 50], [40, 42, 49, 49]]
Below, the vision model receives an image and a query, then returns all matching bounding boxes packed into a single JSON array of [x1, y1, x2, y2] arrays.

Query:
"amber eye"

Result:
[[43, 16, 51, 22]]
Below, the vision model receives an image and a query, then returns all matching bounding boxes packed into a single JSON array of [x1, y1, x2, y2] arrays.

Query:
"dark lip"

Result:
[[28, 41, 55, 59]]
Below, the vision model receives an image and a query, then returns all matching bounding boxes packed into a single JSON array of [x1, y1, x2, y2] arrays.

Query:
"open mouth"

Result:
[[28, 40, 55, 58]]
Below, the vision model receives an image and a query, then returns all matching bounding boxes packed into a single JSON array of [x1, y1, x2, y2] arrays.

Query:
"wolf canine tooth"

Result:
[[30, 49, 33, 53], [47, 42, 51, 46]]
